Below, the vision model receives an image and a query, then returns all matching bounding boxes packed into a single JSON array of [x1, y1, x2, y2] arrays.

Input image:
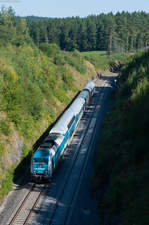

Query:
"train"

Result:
[[31, 80, 95, 182]]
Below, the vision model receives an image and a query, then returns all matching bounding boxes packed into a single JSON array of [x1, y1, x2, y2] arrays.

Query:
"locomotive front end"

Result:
[[31, 149, 52, 182]]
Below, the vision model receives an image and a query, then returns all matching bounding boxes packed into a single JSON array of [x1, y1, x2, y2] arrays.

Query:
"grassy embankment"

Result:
[[0, 42, 97, 201], [81, 51, 130, 71], [93, 50, 149, 225]]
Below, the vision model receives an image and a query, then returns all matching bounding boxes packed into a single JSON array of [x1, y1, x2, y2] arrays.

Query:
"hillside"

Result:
[[93, 50, 149, 225], [0, 44, 97, 201], [0, 8, 97, 202]]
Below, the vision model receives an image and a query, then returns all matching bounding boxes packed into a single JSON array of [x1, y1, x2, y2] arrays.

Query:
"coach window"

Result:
[[68, 116, 75, 129]]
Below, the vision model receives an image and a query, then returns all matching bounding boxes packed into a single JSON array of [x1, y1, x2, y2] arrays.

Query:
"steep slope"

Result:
[[93, 50, 149, 225], [0, 43, 96, 201], [0, 7, 99, 203]]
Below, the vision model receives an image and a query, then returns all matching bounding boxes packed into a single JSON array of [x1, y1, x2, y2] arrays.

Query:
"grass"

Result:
[[81, 51, 130, 71], [0, 164, 16, 201], [81, 51, 107, 56]]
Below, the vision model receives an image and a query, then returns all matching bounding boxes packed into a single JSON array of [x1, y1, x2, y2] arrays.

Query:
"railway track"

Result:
[[5, 79, 111, 225], [7, 184, 47, 225], [31, 79, 109, 225]]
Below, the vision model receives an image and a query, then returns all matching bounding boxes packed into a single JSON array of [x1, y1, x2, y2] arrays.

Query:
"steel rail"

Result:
[[64, 81, 109, 225], [48, 80, 108, 225], [8, 184, 46, 225]]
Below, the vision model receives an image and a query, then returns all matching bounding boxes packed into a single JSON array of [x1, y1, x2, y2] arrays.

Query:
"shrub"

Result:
[[0, 164, 16, 201], [64, 51, 87, 74], [22, 144, 30, 158], [0, 119, 11, 135], [0, 142, 6, 157], [54, 88, 70, 104], [39, 43, 60, 58]]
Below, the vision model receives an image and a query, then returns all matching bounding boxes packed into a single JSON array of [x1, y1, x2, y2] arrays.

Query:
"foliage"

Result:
[[0, 6, 32, 46], [64, 50, 87, 73], [0, 164, 16, 201], [22, 144, 30, 158], [81, 51, 130, 71], [93, 49, 149, 225], [0, 142, 6, 157], [27, 12, 149, 53], [83, 53, 110, 70], [39, 43, 60, 57], [0, 7, 94, 203], [0, 43, 84, 142], [0, 119, 11, 135]]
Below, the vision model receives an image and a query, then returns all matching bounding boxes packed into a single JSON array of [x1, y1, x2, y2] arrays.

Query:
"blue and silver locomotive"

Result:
[[31, 80, 95, 181]]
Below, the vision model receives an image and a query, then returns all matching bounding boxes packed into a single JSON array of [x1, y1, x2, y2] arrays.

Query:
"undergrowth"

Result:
[[93, 49, 149, 225], [81, 51, 130, 71]]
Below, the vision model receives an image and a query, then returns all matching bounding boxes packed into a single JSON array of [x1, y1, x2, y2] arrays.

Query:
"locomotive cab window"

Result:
[[33, 158, 48, 164]]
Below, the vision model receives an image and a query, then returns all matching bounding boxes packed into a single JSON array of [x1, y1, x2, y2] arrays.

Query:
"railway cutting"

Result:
[[0, 72, 117, 225]]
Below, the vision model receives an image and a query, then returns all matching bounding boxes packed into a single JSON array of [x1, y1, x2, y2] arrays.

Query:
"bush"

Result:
[[0, 142, 6, 157], [64, 50, 87, 74], [0, 120, 11, 135], [39, 43, 60, 58], [22, 144, 30, 158], [0, 164, 16, 201], [54, 88, 70, 104]]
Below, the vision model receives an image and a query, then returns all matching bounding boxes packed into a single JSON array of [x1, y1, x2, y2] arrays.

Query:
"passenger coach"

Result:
[[31, 80, 95, 181]]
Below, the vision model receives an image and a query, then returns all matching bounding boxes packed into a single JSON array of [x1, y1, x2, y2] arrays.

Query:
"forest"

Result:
[[27, 12, 149, 53]]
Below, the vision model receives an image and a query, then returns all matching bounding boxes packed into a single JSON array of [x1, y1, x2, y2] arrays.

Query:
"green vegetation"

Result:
[[81, 51, 107, 56], [27, 12, 149, 53], [0, 119, 11, 136], [64, 50, 87, 74], [0, 143, 6, 157], [0, 164, 16, 201], [0, 7, 95, 202], [93, 49, 149, 225], [1, 8, 149, 219], [0, 10, 89, 141], [81, 51, 109, 71], [81, 51, 130, 71]]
